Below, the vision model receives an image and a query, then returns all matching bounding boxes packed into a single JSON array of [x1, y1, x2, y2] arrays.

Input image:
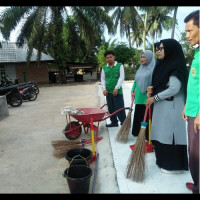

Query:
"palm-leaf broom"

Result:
[[115, 96, 135, 143], [52, 137, 103, 159], [126, 104, 149, 182]]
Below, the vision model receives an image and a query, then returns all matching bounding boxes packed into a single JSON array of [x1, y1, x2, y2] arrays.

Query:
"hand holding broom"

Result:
[[115, 92, 135, 143]]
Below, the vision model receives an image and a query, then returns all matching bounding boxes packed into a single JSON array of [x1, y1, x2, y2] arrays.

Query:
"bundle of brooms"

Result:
[[52, 137, 103, 159], [115, 96, 135, 143], [126, 105, 149, 182]]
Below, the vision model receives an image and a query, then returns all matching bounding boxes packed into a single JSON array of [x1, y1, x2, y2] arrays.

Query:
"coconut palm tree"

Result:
[[0, 6, 114, 83], [111, 6, 142, 67], [130, 28, 143, 48], [145, 6, 173, 53], [137, 6, 173, 51], [171, 6, 178, 39], [111, 6, 142, 49]]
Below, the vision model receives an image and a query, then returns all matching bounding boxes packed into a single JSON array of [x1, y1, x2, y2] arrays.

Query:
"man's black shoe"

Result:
[[106, 123, 118, 127]]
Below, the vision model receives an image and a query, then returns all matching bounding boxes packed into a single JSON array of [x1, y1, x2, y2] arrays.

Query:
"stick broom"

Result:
[[52, 137, 102, 159], [115, 96, 135, 143], [126, 104, 149, 182]]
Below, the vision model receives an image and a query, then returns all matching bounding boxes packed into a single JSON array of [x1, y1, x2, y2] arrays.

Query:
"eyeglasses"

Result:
[[158, 47, 164, 51]]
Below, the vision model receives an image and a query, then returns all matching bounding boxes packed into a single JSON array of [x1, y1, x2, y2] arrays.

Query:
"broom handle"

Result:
[[130, 96, 135, 109], [148, 107, 152, 144], [147, 93, 152, 144], [91, 118, 96, 156], [143, 105, 149, 122]]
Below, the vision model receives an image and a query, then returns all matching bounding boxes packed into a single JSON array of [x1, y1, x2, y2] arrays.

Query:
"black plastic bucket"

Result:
[[63, 165, 93, 194], [65, 147, 93, 166]]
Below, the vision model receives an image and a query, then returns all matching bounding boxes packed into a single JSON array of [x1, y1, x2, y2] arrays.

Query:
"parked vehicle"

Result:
[[0, 85, 23, 107], [19, 85, 37, 101], [0, 77, 39, 95]]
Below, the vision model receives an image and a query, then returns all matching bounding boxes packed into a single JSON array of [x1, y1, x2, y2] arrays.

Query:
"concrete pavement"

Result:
[[0, 82, 118, 193]]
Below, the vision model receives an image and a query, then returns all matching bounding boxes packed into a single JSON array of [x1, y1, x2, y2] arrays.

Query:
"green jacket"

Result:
[[185, 49, 199, 117], [103, 62, 123, 94], [132, 81, 147, 104]]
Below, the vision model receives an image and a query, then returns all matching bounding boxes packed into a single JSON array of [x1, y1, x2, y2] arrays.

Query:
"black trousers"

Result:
[[106, 93, 126, 125], [188, 117, 199, 194], [132, 104, 149, 141], [152, 137, 189, 171]]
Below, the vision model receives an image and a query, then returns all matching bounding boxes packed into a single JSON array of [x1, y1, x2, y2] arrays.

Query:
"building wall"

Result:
[[15, 62, 49, 84], [4, 63, 16, 81]]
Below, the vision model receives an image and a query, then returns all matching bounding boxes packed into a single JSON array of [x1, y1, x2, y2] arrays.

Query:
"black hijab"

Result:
[[154, 42, 160, 50], [151, 39, 189, 99]]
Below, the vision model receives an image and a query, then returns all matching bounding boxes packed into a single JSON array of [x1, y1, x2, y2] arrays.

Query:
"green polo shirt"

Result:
[[131, 81, 147, 104], [185, 49, 199, 117], [103, 62, 123, 94]]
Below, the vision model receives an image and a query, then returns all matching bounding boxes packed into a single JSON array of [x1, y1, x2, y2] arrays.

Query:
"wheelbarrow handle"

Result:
[[99, 104, 107, 109], [101, 107, 129, 121]]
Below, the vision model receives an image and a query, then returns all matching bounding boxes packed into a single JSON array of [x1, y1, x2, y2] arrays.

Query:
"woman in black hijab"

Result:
[[154, 42, 160, 58], [146, 39, 189, 173]]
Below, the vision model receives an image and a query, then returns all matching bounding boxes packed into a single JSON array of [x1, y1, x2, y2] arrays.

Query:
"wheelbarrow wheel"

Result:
[[64, 121, 82, 140]]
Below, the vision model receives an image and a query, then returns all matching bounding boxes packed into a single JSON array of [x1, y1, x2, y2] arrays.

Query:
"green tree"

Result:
[[111, 7, 141, 48], [139, 6, 173, 52], [130, 27, 143, 48], [133, 49, 143, 71], [0, 6, 114, 83], [96, 38, 117, 68], [97, 45, 107, 68], [113, 43, 134, 65], [179, 32, 195, 68], [171, 6, 178, 39], [111, 6, 142, 66]]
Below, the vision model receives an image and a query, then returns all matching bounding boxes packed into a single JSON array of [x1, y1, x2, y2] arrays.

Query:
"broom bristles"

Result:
[[115, 111, 132, 143], [52, 143, 82, 159], [126, 126, 146, 182], [51, 139, 80, 147]]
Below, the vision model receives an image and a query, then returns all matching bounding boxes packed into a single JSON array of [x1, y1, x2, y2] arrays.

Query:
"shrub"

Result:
[[124, 66, 134, 80]]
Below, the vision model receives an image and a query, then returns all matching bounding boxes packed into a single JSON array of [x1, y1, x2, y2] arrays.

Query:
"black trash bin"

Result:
[[63, 165, 93, 194], [65, 147, 93, 166]]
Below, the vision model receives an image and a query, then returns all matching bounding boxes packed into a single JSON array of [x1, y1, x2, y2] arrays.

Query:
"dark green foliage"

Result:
[[114, 43, 134, 65], [124, 66, 134, 80]]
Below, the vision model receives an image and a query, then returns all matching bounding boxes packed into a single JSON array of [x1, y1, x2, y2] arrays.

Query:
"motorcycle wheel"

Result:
[[32, 86, 39, 94], [8, 92, 23, 107], [28, 91, 37, 101]]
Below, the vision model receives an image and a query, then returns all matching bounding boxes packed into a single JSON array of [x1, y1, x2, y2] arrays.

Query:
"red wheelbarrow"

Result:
[[63, 104, 129, 140]]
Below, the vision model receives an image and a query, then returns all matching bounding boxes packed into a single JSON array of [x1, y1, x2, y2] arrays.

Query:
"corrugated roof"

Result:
[[0, 43, 54, 63]]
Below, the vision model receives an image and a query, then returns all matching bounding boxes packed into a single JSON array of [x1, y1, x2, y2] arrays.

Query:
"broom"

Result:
[[52, 137, 103, 159], [115, 95, 135, 143], [126, 104, 149, 182]]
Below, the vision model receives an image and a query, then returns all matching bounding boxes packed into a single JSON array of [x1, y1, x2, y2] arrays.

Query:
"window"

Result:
[[0, 65, 6, 82]]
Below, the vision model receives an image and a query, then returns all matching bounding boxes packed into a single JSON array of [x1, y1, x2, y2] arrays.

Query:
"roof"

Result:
[[0, 43, 54, 63]]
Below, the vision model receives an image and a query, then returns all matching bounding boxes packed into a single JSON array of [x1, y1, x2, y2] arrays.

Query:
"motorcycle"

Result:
[[1, 77, 40, 95], [14, 78, 39, 95], [19, 85, 37, 101], [0, 85, 23, 107]]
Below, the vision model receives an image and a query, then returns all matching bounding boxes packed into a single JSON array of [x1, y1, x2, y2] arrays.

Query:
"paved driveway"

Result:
[[0, 82, 119, 193]]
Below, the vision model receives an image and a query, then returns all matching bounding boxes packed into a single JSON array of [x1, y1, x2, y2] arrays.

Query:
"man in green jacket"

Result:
[[101, 51, 126, 127], [182, 10, 199, 194]]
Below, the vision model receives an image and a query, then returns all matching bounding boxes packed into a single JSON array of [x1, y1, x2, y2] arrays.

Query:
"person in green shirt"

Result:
[[131, 50, 155, 140], [101, 51, 126, 127], [182, 10, 199, 194]]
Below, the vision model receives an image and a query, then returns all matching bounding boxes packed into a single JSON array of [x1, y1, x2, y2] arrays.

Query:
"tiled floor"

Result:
[[105, 82, 193, 194]]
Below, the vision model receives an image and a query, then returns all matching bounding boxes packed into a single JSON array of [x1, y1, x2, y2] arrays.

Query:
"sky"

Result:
[[0, 6, 200, 49], [103, 6, 200, 48]]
